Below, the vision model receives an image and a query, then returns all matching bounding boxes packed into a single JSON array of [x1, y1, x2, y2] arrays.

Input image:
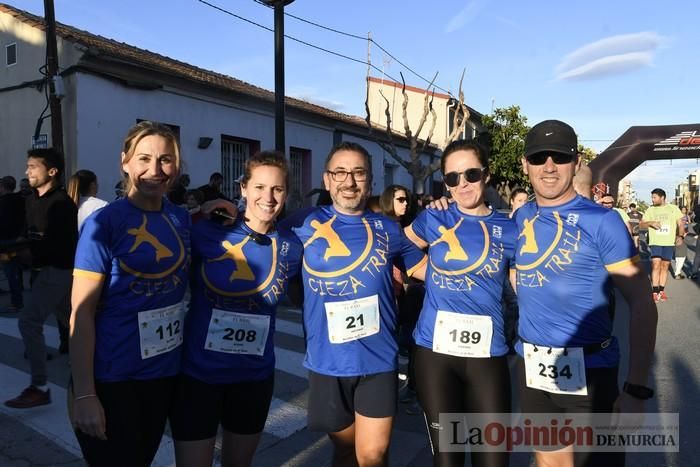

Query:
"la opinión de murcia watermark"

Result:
[[436, 413, 679, 452]]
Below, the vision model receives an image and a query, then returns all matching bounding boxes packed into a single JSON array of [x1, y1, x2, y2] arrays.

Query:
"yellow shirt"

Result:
[[642, 204, 683, 246]]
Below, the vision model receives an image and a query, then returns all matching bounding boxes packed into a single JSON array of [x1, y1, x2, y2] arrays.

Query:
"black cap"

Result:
[[524, 120, 577, 158]]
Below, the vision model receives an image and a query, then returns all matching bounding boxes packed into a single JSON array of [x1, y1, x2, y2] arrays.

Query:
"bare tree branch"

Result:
[[400, 73, 412, 143], [445, 68, 470, 147], [421, 92, 437, 153], [413, 72, 438, 141], [378, 89, 409, 170]]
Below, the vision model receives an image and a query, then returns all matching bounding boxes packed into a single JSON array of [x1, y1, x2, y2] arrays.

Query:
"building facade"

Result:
[[0, 4, 453, 205]]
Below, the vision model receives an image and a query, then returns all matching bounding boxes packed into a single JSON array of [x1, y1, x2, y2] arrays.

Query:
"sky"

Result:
[[7, 0, 699, 203]]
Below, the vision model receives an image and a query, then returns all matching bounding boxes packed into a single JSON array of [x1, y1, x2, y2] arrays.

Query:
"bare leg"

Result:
[[534, 446, 575, 467], [221, 431, 263, 467], [175, 438, 216, 467], [328, 423, 358, 467], [659, 259, 670, 288], [354, 413, 393, 467], [651, 258, 661, 287]]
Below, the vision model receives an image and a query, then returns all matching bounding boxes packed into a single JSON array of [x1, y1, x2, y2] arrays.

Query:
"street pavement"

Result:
[[0, 235, 698, 466]]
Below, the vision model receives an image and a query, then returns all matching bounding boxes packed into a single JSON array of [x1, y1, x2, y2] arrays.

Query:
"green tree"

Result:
[[577, 144, 598, 164], [480, 105, 530, 199], [636, 199, 649, 212]]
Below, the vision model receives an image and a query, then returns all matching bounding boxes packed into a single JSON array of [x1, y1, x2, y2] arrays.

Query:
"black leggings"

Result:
[[74, 377, 175, 467], [414, 345, 511, 467]]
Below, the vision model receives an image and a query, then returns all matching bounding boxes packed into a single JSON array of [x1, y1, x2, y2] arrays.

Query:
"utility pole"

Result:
[[262, 0, 294, 153], [44, 0, 64, 155]]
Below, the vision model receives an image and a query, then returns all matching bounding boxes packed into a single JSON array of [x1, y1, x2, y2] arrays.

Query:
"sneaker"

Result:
[[652, 292, 659, 303], [4, 386, 51, 408], [675, 274, 685, 280], [659, 291, 668, 302]]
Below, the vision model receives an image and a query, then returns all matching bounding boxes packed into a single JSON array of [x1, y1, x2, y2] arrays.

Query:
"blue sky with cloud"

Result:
[[10, 0, 698, 202]]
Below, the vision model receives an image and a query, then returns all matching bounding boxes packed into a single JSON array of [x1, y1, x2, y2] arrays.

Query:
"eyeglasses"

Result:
[[326, 169, 368, 182], [395, 197, 408, 203], [525, 152, 577, 166], [443, 168, 487, 187], [601, 201, 614, 206]]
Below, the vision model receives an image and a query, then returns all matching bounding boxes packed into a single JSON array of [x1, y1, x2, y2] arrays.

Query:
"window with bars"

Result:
[[6, 43, 17, 66], [221, 136, 259, 199], [288, 147, 311, 210]]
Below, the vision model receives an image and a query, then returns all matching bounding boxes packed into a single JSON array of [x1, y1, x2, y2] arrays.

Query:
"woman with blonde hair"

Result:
[[69, 121, 190, 465], [67, 169, 109, 230]]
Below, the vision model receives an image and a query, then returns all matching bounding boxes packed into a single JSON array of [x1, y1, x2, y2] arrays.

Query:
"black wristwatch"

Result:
[[623, 382, 654, 400]]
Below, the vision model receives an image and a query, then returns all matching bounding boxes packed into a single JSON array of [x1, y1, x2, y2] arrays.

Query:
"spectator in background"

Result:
[[168, 174, 190, 206], [366, 195, 381, 213], [600, 193, 633, 236], [19, 178, 32, 198], [509, 187, 528, 218], [380, 184, 422, 414], [185, 189, 205, 224], [628, 203, 643, 250], [197, 172, 226, 202], [67, 170, 109, 230], [573, 163, 593, 199], [113, 181, 124, 200], [0, 175, 26, 313], [4, 148, 78, 409]]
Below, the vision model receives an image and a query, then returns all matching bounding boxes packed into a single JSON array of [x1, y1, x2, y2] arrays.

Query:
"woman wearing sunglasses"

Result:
[[379, 184, 410, 223], [170, 151, 303, 467], [404, 140, 517, 467]]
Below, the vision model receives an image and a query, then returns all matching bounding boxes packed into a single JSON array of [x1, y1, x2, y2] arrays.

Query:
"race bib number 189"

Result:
[[138, 302, 185, 360], [524, 343, 587, 395], [325, 295, 380, 344], [433, 310, 493, 358]]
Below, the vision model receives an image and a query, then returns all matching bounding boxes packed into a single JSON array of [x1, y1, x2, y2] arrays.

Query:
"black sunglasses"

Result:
[[526, 152, 577, 166], [443, 168, 487, 187], [395, 197, 408, 203]]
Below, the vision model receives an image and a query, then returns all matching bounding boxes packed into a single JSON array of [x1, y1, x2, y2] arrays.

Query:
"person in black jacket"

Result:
[[196, 172, 226, 202], [0, 176, 26, 312], [4, 148, 77, 409]]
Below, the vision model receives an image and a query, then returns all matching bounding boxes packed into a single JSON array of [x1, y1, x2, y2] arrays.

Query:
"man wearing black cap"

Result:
[[513, 120, 658, 466]]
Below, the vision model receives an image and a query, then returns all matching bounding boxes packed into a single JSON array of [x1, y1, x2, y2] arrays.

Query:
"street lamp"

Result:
[[261, 0, 294, 153]]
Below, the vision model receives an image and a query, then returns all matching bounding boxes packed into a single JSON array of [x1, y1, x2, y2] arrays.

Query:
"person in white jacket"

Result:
[[67, 170, 109, 230]]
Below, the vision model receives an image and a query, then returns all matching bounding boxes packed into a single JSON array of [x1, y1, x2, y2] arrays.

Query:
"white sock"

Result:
[[34, 385, 48, 392]]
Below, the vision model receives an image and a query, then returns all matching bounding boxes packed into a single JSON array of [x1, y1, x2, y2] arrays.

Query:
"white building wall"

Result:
[[73, 73, 344, 200]]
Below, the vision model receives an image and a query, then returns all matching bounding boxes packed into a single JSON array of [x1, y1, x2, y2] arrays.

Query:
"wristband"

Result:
[[74, 394, 98, 401]]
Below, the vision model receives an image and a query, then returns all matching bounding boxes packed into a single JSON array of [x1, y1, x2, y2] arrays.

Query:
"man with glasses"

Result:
[[599, 193, 632, 236], [639, 188, 686, 300], [514, 120, 657, 467], [282, 141, 426, 467]]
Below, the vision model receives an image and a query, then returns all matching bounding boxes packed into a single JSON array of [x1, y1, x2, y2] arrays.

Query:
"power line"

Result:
[[198, 0, 408, 85], [207, 0, 453, 96]]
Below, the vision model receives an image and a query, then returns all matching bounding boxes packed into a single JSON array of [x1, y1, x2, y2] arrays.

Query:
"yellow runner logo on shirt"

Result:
[[119, 214, 186, 280], [127, 215, 174, 262], [431, 218, 469, 262], [429, 220, 490, 276], [305, 215, 351, 260], [208, 237, 256, 282]]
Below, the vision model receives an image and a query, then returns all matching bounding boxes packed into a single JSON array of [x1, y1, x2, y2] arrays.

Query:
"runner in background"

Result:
[[639, 189, 686, 302], [627, 203, 643, 250]]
